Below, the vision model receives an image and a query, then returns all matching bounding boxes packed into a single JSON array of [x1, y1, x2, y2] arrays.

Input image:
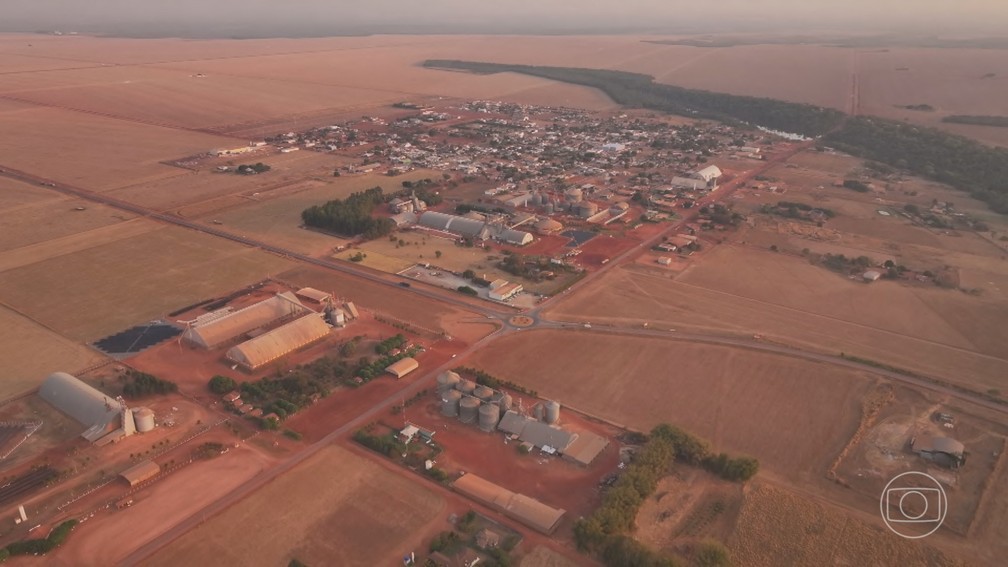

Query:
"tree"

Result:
[[435, 250, 442, 259], [208, 375, 237, 395], [693, 540, 731, 567]]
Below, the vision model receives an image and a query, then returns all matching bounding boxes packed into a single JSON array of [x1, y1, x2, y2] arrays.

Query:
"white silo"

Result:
[[133, 407, 156, 432], [545, 400, 561, 424]]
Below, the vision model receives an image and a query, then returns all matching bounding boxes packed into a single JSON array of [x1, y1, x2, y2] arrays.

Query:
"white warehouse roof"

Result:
[[39, 372, 121, 430], [694, 165, 723, 182], [183, 292, 306, 349], [226, 313, 330, 370]]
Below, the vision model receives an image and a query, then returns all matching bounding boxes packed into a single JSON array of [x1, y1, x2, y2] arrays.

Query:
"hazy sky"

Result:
[[4, 1, 1008, 36]]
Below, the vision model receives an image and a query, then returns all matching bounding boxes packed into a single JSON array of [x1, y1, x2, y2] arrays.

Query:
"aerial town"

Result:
[[1, 8, 1008, 567]]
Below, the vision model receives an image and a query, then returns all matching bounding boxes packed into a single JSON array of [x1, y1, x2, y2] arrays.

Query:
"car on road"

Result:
[[398, 282, 411, 288]]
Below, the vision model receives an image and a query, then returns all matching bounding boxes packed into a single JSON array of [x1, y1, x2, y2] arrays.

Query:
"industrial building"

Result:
[[693, 165, 723, 187], [182, 292, 306, 349], [489, 282, 523, 302], [386, 357, 419, 379], [496, 404, 609, 466], [225, 313, 331, 371], [39, 371, 143, 444], [294, 287, 331, 304], [120, 460, 160, 487], [451, 473, 566, 534], [417, 211, 533, 246], [912, 435, 967, 469]]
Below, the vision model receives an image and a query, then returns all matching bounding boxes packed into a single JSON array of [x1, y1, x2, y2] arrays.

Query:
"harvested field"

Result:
[[547, 260, 1008, 392], [0, 226, 295, 341], [466, 329, 869, 484], [143, 444, 445, 567], [0, 198, 134, 252], [636, 471, 743, 555], [0, 305, 105, 398], [730, 482, 966, 566], [0, 107, 235, 190]]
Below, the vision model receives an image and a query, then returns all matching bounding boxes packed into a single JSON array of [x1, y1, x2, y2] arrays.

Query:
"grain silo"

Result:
[[441, 390, 462, 417], [545, 400, 561, 424], [498, 393, 513, 413], [544, 202, 555, 215], [459, 396, 481, 424], [437, 371, 461, 394], [133, 407, 156, 432], [478, 403, 501, 432], [456, 379, 476, 396], [533, 403, 545, 422], [473, 385, 494, 402], [564, 187, 583, 203]]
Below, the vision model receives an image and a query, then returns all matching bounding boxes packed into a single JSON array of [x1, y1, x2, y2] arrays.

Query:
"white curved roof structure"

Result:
[[694, 165, 723, 182], [226, 314, 330, 370], [418, 211, 488, 238], [183, 292, 305, 349], [39, 372, 120, 429]]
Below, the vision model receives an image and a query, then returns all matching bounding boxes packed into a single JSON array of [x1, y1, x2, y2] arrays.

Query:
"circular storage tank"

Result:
[[544, 202, 555, 214], [546, 400, 561, 424], [473, 385, 494, 402], [459, 396, 481, 424], [533, 403, 545, 422], [437, 371, 461, 394], [456, 379, 476, 395], [133, 407, 155, 432], [564, 187, 583, 203], [479, 403, 501, 432], [498, 393, 513, 413], [441, 390, 462, 417]]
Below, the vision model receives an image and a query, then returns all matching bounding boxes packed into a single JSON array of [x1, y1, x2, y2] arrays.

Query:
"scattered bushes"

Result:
[[122, 370, 177, 398], [208, 374, 237, 395], [4, 520, 78, 556]]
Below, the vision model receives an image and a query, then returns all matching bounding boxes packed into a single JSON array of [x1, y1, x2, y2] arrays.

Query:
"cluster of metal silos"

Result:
[[440, 390, 462, 417], [437, 373, 517, 432], [436, 370, 461, 394], [459, 396, 481, 424]]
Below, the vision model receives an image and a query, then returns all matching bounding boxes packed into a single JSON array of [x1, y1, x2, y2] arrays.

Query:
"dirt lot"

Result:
[[465, 329, 869, 485], [143, 444, 445, 567], [0, 306, 105, 398], [0, 226, 295, 341]]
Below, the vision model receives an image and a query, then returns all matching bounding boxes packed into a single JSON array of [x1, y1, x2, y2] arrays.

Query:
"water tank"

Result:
[[533, 403, 545, 422], [441, 390, 462, 417], [498, 393, 513, 413], [133, 407, 155, 432], [544, 202, 555, 215], [564, 187, 583, 203], [479, 403, 501, 432], [459, 396, 481, 424], [437, 371, 461, 394], [456, 379, 476, 395], [473, 385, 494, 401], [546, 400, 561, 424]]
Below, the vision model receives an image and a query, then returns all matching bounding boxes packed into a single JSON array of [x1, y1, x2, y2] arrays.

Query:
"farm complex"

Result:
[[0, 28, 1006, 567]]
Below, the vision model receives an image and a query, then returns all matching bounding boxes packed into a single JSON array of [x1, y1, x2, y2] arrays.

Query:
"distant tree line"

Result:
[[453, 366, 538, 398], [941, 115, 1008, 128], [424, 60, 845, 137], [301, 186, 395, 239], [235, 162, 271, 175], [122, 370, 177, 398], [424, 60, 1008, 215], [761, 200, 836, 220]]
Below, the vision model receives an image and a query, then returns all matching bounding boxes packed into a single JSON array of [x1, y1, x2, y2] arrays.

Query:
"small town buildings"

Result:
[[489, 282, 523, 301]]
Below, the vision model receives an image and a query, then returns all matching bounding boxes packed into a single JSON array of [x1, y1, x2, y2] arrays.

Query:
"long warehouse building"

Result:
[[182, 292, 306, 349], [225, 313, 331, 371], [39, 371, 135, 443], [417, 211, 533, 246]]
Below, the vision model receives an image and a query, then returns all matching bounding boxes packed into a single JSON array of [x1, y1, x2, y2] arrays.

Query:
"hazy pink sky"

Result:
[[4, 0, 1007, 35]]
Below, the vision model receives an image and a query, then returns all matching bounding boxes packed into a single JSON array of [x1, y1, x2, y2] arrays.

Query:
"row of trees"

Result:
[[375, 333, 407, 355], [942, 115, 1008, 128], [301, 186, 395, 239], [453, 366, 538, 398], [574, 424, 756, 567], [2, 519, 77, 558], [122, 370, 177, 398], [423, 60, 845, 137]]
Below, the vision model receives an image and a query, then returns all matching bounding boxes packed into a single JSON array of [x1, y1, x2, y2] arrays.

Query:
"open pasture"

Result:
[[144, 444, 445, 567], [0, 226, 295, 341], [466, 329, 870, 484]]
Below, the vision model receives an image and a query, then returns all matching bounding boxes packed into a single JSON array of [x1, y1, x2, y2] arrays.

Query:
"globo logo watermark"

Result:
[[880, 471, 948, 539]]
